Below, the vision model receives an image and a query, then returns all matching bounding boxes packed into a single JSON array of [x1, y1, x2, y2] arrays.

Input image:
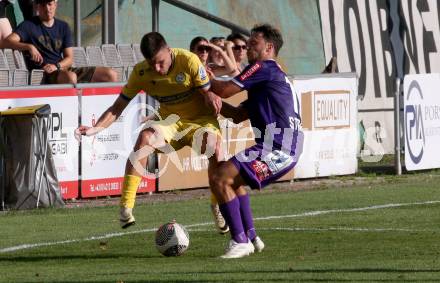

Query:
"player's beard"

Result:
[[248, 57, 257, 65], [247, 50, 258, 65]]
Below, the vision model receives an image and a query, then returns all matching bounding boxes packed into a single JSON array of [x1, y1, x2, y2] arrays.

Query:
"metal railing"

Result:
[[73, 0, 249, 45], [155, 0, 250, 35]]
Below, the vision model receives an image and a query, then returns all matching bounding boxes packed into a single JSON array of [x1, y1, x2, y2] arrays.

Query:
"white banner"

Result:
[[81, 95, 138, 179], [400, 0, 440, 75], [79, 86, 155, 197], [319, 0, 396, 154], [293, 74, 358, 178], [404, 74, 440, 171], [0, 87, 79, 199]]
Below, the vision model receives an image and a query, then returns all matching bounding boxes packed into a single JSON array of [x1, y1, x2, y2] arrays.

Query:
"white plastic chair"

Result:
[[72, 47, 90, 68], [4, 49, 28, 86], [132, 43, 144, 63], [0, 50, 11, 86]]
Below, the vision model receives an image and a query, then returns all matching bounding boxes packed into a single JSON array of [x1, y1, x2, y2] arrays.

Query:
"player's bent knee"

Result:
[[209, 177, 226, 197], [210, 163, 232, 194]]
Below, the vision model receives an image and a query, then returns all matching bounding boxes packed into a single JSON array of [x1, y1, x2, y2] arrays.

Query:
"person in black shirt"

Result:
[[0, 0, 117, 84]]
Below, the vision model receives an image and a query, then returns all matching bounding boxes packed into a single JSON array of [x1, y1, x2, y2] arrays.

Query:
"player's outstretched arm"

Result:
[[75, 96, 129, 140], [221, 101, 248, 124], [209, 78, 242, 99]]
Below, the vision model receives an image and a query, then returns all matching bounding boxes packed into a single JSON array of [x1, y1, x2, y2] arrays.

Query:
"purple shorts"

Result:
[[230, 143, 298, 190]]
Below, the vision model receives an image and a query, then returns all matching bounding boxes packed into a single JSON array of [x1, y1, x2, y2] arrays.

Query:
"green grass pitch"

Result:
[[1, 172, 440, 282]]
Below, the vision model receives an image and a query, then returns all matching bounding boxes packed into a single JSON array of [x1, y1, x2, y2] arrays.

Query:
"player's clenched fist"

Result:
[[74, 125, 103, 141], [204, 90, 222, 116]]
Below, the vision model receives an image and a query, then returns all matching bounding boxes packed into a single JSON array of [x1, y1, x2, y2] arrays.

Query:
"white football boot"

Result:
[[220, 239, 255, 259], [210, 204, 229, 234], [120, 207, 135, 229], [252, 236, 265, 252]]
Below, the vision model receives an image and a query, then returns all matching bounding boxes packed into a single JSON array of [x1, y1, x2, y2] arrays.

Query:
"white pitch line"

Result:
[[253, 200, 440, 221], [1, 200, 439, 254], [188, 227, 440, 233], [259, 227, 440, 233]]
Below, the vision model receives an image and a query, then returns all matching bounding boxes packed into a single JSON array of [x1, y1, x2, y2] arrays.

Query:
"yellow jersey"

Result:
[[121, 48, 212, 120]]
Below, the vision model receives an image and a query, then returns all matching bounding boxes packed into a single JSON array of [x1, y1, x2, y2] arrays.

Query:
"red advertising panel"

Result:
[[81, 177, 154, 197]]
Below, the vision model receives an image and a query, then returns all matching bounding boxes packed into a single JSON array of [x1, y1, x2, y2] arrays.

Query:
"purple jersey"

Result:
[[232, 60, 301, 155]]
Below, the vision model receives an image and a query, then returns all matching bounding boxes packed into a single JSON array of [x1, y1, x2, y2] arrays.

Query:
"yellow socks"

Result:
[[120, 175, 142, 208], [210, 192, 218, 205]]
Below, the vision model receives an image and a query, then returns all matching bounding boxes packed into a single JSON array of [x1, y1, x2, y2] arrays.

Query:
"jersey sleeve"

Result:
[[62, 21, 74, 49], [120, 66, 144, 101], [232, 62, 268, 90], [188, 54, 210, 89], [14, 21, 30, 42]]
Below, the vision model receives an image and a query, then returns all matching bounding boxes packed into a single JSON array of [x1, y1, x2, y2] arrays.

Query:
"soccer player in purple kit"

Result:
[[209, 24, 303, 258]]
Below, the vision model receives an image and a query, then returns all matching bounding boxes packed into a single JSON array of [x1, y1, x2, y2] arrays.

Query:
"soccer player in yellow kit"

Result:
[[76, 32, 223, 228]]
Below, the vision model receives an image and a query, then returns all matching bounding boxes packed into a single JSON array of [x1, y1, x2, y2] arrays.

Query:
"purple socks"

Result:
[[219, 197, 248, 243], [238, 194, 256, 241], [219, 194, 257, 243]]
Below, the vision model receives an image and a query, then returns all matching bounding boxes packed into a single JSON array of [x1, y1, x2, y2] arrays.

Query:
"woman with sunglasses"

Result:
[[226, 33, 248, 72]]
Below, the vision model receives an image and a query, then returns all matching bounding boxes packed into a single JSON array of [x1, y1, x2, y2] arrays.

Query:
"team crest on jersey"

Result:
[[198, 65, 207, 81], [175, 72, 186, 83]]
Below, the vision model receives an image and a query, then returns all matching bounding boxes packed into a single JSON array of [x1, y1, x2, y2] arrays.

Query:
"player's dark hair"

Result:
[[140, 32, 168, 60], [251, 24, 283, 56], [189, 36, 208, 52], [226, 33, 247, 43]]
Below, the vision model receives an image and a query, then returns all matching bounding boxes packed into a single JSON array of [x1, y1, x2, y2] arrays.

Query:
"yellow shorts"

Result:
[[150, 115, 221, 151]]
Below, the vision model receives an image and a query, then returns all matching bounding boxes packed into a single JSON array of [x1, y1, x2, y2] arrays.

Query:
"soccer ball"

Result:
[[155, 222, 189, 256]]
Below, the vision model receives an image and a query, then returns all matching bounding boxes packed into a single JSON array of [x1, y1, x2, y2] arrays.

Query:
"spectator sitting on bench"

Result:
[[0, 0, 117, 84]]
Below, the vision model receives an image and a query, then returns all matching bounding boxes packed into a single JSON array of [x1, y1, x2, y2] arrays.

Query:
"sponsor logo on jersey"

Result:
[[251, 159, 272, 181], [240, 62, 261, 81], [199, 65, 207, 81], [175, 72, 186, 84]]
